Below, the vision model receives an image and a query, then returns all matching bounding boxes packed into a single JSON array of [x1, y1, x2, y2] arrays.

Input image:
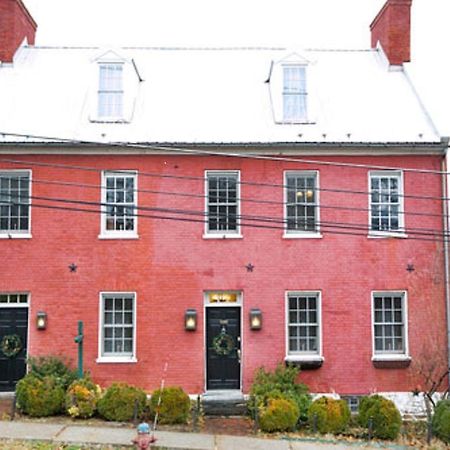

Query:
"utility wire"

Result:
[[0, 130, 447, 175], [9, 175, 450, 221], [0, 157, 448, 203], [1, 194, 447, 241]]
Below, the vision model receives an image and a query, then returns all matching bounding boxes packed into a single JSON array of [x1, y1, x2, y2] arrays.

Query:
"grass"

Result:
[[0, 442, 131, 450]]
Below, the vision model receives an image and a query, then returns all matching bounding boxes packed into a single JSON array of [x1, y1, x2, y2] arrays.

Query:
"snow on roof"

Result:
[[0, 45, 441, 146]]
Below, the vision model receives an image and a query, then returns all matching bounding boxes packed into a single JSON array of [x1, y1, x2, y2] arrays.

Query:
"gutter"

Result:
[[443, 150, 450, 390]]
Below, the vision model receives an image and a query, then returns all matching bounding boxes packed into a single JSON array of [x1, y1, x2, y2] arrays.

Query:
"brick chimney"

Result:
[[0, 0, 37, 63], [370, 0, 412, 65]]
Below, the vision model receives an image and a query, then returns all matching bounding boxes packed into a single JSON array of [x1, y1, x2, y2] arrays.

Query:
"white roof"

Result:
[[0, 45, 441, 146]]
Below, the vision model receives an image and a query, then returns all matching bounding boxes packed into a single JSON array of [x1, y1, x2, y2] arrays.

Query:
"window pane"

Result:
[[207, 173, 239, 233]]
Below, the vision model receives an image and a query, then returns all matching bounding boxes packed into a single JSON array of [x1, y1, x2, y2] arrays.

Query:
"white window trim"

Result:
[[281, 63, 309, 124], [371, 290, 410, 361], [99, 170, 138, 239], [285, 291, 323, 362], [203, 170, 241, 238], [368, 171, 406, 238], [283, 170, 322, 238], [96, 62, 125, 122], [0, 169, 32, 239], [96, 291, 137, 363], [0, 292, 30, 308]]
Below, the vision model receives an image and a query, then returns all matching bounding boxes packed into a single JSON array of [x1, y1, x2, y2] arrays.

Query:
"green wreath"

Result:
[[212, 333, 234, 356], [1, 334, 22, 358]]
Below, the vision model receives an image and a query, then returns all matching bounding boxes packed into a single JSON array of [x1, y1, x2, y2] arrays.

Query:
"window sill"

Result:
[[368, 232, 408, 239], [202, 234, 243, 240], [98, 234, 139, 240], [90, 118, 130, 124], [96, 356, 137, 364], [372, 355, 411, 369], [283, 232, 322, 239], [285, 355, 324, 370], [371, 354, 411, 362], [275, 120, 317, 125], [0, 233, 32, 239]]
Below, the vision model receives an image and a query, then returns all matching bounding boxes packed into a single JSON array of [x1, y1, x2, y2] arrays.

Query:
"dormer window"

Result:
[[268, 53, 315, 125], [98, 63, 124, 119], [283, 65, 307, 122]]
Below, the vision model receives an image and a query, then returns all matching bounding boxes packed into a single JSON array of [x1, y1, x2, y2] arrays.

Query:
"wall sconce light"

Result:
[[36, 311, 47, 330], [250, 308, 262, 330], [185, 309, 197, 331]]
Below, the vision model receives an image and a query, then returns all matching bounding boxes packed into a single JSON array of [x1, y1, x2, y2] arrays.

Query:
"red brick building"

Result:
[[0, 0, 448, 414]]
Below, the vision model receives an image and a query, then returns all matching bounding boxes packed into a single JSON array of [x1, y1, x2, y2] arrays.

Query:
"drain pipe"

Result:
[[442, 144, 450, 392]]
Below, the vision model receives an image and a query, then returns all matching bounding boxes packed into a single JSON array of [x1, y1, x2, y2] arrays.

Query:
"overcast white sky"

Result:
[[23, 0, 449, 133]]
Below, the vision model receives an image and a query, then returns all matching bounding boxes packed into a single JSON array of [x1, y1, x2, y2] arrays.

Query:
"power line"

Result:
[[1, 194, 448, 241], [0, 157, 449, 204], [18, 175, 450, 221], [0, 130, 447, 175]]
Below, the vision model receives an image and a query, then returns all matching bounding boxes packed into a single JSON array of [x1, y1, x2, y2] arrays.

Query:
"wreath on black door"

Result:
[[1, 334, 22, 358], [212, 332, 234, 356]]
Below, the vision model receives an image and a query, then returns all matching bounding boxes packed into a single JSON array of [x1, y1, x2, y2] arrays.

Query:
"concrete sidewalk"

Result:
[[0, 420, 405, 449]]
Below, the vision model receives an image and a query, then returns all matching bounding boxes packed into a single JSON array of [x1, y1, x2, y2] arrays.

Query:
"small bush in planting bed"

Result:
[[16, 373, 65, 417], [432, 399, 450, 444], [97, 382, 147, 422], [357, 395, 401, 440], [308, 396, 351, 434], [149, 386, 191, 424], [259, 397, 300, 432], [27, 355, 77, 390], [65, 376, 101, 418]]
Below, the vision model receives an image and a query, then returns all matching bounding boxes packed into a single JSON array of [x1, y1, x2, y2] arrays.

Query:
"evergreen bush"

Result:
[[65, 376, 101, 418], [149, 386, 191, 424], [97, 382, 147, 422], [259, 397, 299, 432], [357, 395, 402, 440], [16, 373, 65, 417], [27, 355, 77, 389], [249, 363, 311, 423], [307, 396, 351, 434], [432, 399, 450, 444]]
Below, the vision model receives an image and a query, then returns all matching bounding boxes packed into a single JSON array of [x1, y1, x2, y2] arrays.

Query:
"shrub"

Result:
[[27, 355, 77, 389], [65, 376, 101, 418], [432, 399, 450, 444], [97, 382, 147, 422], [249, 364, 311, 423], [16, 373, 65, 417], [357, 395, 402, 440], [308, 396, 351, 434], [149, 386, 190, 424], [259, 397, 299, 432]]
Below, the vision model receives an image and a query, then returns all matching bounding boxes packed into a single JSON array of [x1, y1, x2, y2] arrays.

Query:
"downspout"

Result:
[[442, 145, 450, 391]]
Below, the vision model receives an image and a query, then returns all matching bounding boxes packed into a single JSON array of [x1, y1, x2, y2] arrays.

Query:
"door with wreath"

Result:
[[0, 307, 28, 391], [206, 307, 240, 390]]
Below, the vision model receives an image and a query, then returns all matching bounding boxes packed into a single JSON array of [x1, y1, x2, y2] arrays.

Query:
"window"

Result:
[[101, 171, 137, 238], [369, 171, 404, 234], [283, 65, 307, 122], [206, 171, 240, 236], [372, 292, 407, 358], [98, 63, 124, 119], [285, 171, 319, 235], [287, 292, 321, 357], [0, 293, 29, 305], [99, 292, 136, 362], [0, 171, 30, 236]]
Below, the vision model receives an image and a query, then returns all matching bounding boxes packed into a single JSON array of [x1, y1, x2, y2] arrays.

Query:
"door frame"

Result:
[[0, 292, 30, 392], [203, 291, 243, 392]]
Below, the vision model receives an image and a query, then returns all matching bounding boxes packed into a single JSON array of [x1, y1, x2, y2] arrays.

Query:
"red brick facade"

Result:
[[1, 152, 447, 395]]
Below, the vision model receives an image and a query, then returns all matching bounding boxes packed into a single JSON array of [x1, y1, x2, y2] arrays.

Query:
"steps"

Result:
[[201, 390, 247, 416]]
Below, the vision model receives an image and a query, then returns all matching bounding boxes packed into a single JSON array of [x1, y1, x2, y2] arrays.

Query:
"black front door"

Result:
[[0, 308, 28, 391], [206, 307, 240, 390]]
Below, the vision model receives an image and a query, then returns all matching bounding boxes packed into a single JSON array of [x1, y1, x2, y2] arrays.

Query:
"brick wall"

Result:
[[0, 153, 447, 395]]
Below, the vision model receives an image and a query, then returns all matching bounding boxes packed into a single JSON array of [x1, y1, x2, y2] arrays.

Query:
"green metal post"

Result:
[[74, 320, 83, 378]]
